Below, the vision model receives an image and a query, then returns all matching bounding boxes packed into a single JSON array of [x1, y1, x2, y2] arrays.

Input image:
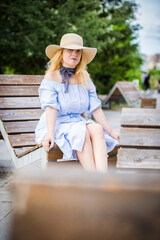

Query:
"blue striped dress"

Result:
[[35, 78, 118, 160]]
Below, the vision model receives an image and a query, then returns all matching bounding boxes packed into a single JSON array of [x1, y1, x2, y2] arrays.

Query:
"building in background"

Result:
[[141, 54, 160, 71]]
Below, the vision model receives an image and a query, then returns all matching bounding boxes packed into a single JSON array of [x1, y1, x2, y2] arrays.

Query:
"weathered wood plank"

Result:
[[14, 145, 41, 157], [14, 147, 35, 156], [0, 109, 43, 121], [117, 148, 160, 169], [47, 145, 63, 161], [9, 133, 36, 147], [0, 86, 39, 96], [0, 75, 43, 85], [141, 98, 157, 109], [108, 146, 119, 157], [121, 108, 160, 127], [118, 107, 160, 169], [3, 121, 38, 133], [0, 97, 41, 109], [11, 167, 160, 240], [108, 156, 117, 167], [119, 127, 160, 147]]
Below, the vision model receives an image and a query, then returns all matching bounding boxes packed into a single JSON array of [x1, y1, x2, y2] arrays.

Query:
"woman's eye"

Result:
[[77, 50, 81, 53]]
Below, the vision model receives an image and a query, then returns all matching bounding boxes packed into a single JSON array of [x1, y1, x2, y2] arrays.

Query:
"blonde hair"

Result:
[[45, 49, 90, 87]]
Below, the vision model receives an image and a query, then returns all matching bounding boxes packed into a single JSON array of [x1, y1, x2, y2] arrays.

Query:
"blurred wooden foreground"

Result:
[[11, 166, 160, 240]]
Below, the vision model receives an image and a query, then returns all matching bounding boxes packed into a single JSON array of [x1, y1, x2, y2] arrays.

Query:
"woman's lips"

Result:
[[71, 58, 77, 60]]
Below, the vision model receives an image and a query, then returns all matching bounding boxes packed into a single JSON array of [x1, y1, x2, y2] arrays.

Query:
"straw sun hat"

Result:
[[45, 33, 97, 64]]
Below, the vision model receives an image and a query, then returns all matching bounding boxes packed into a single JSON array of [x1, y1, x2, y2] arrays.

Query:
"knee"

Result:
[[87, 123, 104, 137], [84, 128, 91, 144]]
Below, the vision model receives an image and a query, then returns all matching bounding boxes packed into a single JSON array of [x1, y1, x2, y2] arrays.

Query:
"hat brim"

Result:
[[45, 44, 97, 64]]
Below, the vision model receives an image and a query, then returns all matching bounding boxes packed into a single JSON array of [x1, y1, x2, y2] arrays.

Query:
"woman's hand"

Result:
[[110, 130, 120, 142], [93, 108, 120, 142], [42, 135, 54, 152]]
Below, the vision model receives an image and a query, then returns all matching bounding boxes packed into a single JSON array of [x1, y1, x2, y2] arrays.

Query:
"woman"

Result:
[[35, 33, 119, 172], [144, 73, 151, 90]]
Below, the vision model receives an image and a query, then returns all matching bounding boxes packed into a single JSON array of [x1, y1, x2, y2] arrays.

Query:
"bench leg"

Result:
[[41, 148, 48, 170]]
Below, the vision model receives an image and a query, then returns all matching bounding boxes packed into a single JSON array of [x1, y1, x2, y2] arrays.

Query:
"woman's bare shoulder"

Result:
[[44, 71, 61, 83]]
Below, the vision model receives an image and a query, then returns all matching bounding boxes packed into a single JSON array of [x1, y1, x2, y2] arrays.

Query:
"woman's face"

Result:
[[62, 49, 82, 68]]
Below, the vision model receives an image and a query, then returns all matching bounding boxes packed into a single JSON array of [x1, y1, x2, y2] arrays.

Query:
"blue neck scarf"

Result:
[[59, 65, 76, 93]]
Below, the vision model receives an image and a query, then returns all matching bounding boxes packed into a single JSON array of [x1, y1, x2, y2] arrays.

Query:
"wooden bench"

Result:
[[103, 81, 142, 107], [0, 74, 63, 168], [102, 81, 157, 110], [117, 108, 160, 169], [11, 166, 160, 240], [141, 98, 157, 108]]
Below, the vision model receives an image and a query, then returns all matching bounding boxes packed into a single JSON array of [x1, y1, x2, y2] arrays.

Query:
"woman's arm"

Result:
[[42, 106, 58, 151], [93, 107, 119, 141]]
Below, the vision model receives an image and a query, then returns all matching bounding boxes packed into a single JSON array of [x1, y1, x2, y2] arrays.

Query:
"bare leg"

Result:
[[87, 123, 107, 173], [76, 128, 96, 172]]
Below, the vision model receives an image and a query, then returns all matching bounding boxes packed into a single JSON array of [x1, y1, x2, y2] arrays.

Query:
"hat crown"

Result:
[[60, 33, 83, 48]]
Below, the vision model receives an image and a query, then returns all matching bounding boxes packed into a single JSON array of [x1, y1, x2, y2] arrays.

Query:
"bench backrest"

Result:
[[141, 98, 157, 108], [117, 108, 160, 169], [0, 75, 44, 157]]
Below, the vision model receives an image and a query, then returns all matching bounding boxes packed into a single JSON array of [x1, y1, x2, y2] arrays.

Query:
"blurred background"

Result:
[[0, 0, 160, 93]]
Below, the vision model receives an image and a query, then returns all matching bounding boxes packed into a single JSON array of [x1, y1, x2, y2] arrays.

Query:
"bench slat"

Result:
[[120, 127, 160, 147], [0, 109, 43, 121], [9, 133, 37, 147], [0, 97, 41, 108], [121, 108, 160, 127], [0, 75, 43, 85], [14, 147, 35, 155], [0, 86, 39, 96], [14, 145, 41, 157], [4, 121, 38, 134], [117, 148, 160, 169]]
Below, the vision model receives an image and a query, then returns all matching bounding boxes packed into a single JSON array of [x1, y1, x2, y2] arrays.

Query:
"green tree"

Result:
[[0, 0, 56, 73], [88, 0, 142, 93], [0, 0, 142, 93], [148, 68, 160, 88]]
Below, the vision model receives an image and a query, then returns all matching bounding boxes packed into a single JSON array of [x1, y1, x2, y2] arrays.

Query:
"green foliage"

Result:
[[148, 68, 160, 88], [0, 0, 142, 93], [87, 0, 142, 93], [0, 0, 55, 74]]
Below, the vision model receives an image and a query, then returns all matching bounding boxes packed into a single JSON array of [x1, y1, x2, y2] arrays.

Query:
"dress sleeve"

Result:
[[88, 80, 101, 116], [38, 79, 60, 111]]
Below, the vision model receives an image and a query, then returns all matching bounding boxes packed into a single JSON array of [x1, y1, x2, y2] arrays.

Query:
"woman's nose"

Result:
[[72, 50, 78, 56]]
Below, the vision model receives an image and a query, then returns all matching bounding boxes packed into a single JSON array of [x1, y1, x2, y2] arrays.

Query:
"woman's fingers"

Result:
[[115, 133, 119, 142], [42, 139, 50, 151], [42, 138, 54, 151], [50, 139, 54, 149], [112, 131, 120, 142]]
